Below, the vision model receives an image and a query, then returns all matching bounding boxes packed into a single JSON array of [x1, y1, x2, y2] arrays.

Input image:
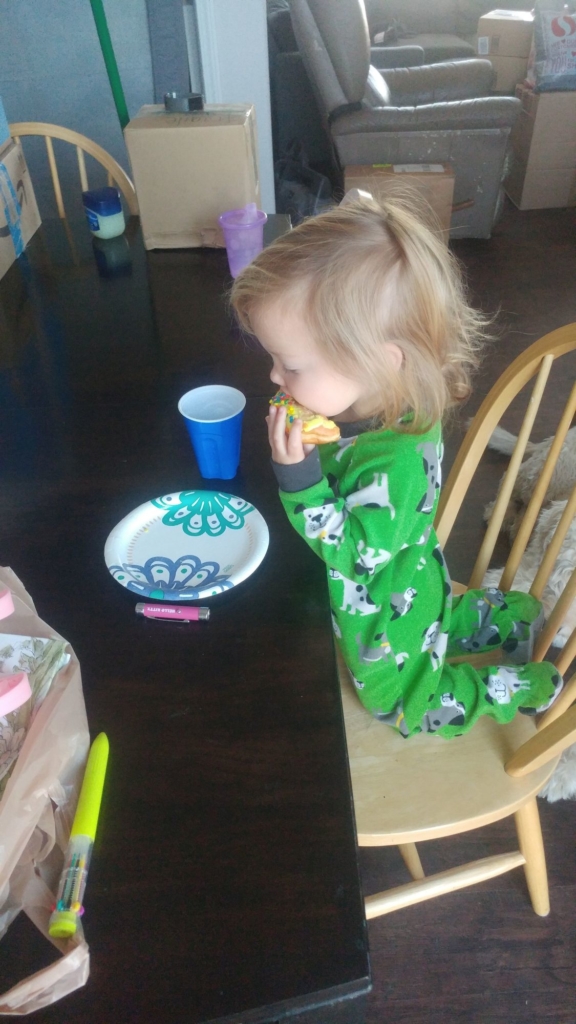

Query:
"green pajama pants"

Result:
[[354, 588, 563, 739]]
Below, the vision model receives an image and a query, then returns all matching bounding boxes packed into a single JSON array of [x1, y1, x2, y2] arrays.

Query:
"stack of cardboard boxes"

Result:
[[475, 10, 576, 210], [505, 86, 576, 209], [477, 10, 534, 93]]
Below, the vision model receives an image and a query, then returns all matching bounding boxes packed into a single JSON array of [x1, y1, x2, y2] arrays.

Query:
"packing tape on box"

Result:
[[0, 103, 10, 149], [0, 161, 24, 257]]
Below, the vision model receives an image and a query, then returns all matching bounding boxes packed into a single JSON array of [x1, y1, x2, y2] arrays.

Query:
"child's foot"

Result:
[[502, 608, 545, 664], [519, 668, 563, 714]]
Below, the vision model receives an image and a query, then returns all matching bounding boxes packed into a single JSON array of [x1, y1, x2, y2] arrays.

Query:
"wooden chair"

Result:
[[341, 324, 576, 920], [9, 122, 138, 218]]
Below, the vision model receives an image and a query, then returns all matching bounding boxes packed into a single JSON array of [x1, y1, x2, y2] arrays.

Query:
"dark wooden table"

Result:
[[0, 219, 371, 1023]]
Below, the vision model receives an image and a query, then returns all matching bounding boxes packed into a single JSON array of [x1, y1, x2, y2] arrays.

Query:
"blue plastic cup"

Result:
[[178, 385, 246, 479]]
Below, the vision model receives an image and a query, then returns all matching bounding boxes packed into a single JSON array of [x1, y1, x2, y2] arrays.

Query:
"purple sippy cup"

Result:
[[218, 202, 267, 278]]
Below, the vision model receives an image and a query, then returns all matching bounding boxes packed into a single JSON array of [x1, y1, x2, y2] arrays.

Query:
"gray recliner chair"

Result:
[[289, 0, 521, 238], [268, 0, 424, 165]]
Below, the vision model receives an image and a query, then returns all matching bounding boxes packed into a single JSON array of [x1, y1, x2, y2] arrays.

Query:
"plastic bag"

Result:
[[0, 566, 90, 1015], [274, 141, 333, 224], [528, 1, 576, 92]]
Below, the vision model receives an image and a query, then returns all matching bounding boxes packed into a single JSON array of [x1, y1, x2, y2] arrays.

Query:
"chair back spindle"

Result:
[[499, 382, 576, 592], [76, 147, 89, 194], [436, 326, 576, 545], [44, 135, 65, 219], [531, 482, 576, 600], [533, 567, 576, 669], [467, 355, 554, 589]]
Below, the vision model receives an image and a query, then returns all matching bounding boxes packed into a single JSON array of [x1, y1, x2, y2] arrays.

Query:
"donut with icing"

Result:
[[269, 390, 341, 445]]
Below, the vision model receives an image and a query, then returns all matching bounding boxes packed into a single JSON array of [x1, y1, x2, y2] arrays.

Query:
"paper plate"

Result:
[[105, 491, 269, 601]]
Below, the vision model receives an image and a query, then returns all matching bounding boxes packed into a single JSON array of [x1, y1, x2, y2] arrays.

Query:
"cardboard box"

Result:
[[505, 163, 576, 209], [0, 139, 41, 282], [514, 87, 576, 165], [477, 10, 534, 58], [505, 86, 576, 208], [516, 84, 538, 118], [344, 163, 454, 239], [125, 104, 260, 250], [511, 102, 576, 169], [488, 54, 528, 92]]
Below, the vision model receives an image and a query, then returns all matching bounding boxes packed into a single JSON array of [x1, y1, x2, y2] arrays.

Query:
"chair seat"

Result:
[[340, 666, 559, 846]]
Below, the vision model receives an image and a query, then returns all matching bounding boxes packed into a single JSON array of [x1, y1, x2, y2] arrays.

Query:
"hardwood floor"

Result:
[[362, 200, 576, 1024]]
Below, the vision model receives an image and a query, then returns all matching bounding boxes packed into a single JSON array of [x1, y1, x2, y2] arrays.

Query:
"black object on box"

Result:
[[164, 91, 204, 112]]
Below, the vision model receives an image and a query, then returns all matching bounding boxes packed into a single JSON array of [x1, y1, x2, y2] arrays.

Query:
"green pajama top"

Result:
[[276, 423, 451, 734]]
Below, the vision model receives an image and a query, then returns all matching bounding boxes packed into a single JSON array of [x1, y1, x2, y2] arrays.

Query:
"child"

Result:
[[230, 197, 562, 739]]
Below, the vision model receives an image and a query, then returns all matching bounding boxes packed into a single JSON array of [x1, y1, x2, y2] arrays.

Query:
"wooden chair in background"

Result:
[[341, 324, 576, 920], [9, 122, 138, 218]]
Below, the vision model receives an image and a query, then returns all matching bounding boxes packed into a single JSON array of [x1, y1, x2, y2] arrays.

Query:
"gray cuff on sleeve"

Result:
[[271, 448, 323, 492]]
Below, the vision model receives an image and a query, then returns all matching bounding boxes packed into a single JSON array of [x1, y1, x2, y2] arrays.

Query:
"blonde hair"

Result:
[[230, 196, 487, 432]]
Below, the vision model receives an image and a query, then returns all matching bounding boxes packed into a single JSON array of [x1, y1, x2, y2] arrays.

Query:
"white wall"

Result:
[[192, 0, 275, 212]]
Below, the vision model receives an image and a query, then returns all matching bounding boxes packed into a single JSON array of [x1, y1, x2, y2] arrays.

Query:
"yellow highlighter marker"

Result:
[[49, 732, 109, 939]]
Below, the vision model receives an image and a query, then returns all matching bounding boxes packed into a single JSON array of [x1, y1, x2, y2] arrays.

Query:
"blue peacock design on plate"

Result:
[[108, 555, 234, 600], [106, 491, 267, 600], [151, 491, 255, 537]]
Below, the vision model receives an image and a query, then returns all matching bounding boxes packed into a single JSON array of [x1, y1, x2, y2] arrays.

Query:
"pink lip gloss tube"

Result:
[[0, 588, 14, 620], [135, 603, 210, 622]]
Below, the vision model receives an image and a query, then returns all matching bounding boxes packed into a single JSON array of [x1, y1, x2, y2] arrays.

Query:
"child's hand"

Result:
[[266, 405, 315, 464]]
